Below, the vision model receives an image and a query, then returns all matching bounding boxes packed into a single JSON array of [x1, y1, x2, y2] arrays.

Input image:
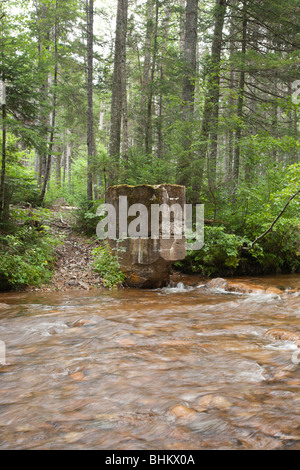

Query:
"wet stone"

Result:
[[169, 405, 197, 420]]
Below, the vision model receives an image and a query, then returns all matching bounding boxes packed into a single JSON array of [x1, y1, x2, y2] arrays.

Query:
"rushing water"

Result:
[[0, 275, 299, 450]]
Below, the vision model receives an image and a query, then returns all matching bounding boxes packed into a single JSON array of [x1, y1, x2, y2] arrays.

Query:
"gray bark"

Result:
[[87, 0, 94, 202], [109, 0, 128, 184], [201, 0, 227, 187], [233, 0, 248, 183], [177, 0, 199, 188]]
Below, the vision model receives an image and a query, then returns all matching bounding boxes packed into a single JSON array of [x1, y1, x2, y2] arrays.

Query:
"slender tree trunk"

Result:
[[141, 0, 154, 152], [62, 150, 66, 187], [35, 2, 51, 188], [157, 3, 171, 158], [177, 0, 199, 188], [233, 0, 248, 184], [56, 153, 61, 189], [207, 0, 227, 187], [225, 15, 236, 181], [39, 73, 57, 203], [179, 0, 186, 54], [109, 0, 128, 184], [145, 0, 159, 156], [201, 0, 227, 188], [121, 20, 128, 162], [0, 86, 6, 220], [39, 1, 58, 204], [181, 0, 198, 116], [87, 0, 94, 202], [67, 138, 72, 189], [0, 11, 6, 220]]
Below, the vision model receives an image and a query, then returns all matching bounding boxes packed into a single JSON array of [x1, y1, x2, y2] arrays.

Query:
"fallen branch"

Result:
[[244, 188, 300, 251]]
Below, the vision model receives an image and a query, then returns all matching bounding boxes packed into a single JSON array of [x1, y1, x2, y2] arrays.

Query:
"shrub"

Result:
[[0, 212, 59, 290], [176, 225, 250, 277], [92, 243, 125, 288], [73, 198, 103, 237]]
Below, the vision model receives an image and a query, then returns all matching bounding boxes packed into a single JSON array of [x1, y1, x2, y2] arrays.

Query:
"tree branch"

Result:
[[244, 189, 300, 251]]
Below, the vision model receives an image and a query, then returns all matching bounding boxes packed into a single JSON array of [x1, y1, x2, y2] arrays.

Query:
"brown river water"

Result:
[[0, 275, 299, 450]]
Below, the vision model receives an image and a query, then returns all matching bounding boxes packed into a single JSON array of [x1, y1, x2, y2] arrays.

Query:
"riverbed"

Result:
[[0, 275, 299, 449]]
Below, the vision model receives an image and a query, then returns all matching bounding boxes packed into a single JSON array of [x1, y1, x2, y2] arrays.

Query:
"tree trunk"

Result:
[[207, 0, 227, 187], [0, 88, 6, 221], [109, 0, 128, 185], [141, 0, 155, 153], [200, 0, 227, 188], [157, 3, 171, 159], [179, 0, 186, 54], [87, 0, 94, 202], [177, 0, 199, 188], [233, 0, 248, 184], [56, 153, 61, 189], [225, 15, 236, 181], [67, 137, 72, 189], [121, 17, 128, 162], [35, 1, 51, 188], [145, 0, 159, 156], [39, 1, 58, 204]]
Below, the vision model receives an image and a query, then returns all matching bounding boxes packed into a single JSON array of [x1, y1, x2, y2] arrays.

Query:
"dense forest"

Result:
[[0, 0, 299, 290]]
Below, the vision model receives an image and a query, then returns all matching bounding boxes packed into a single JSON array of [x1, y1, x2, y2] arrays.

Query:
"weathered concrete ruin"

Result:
[[106, 184, 186, 288]]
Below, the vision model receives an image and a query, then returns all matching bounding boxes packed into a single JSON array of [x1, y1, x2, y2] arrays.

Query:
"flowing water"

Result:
[[0, 275, 299, 450]]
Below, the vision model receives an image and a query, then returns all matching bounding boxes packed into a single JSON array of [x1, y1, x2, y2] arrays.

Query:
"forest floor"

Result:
[[26, 204, 105, 293]]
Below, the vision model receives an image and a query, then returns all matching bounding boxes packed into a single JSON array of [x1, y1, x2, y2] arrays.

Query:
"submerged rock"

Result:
[[195, 394, 232, 411], [206, 278, 229, 290], [170, 404, 197, 419], [226, 282, 265, 294], [265, 287, 282, 295], [0, 303, 9, 309], [265, 329, 300, 346], [206, 278, 284, 296]]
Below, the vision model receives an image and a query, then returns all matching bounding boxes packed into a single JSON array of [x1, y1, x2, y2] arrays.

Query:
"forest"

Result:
[[0, 0, 300, 290]]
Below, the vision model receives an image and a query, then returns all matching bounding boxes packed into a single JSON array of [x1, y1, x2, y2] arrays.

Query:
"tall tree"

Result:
[[34, 0, 51, 188], [177, 0, 199, 188], [0, 10, 6, 221], [232, 0, 247, 184], [39, 0, 59, 204], [108, 0, 128, 185], [141, 0, 155, 155], [87, 0, 95, 201], [201, 0, 227, 188]]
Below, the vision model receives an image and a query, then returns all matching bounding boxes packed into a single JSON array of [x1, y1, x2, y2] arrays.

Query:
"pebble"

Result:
[[265, 329, 300, 344], [68, 319, 86, 328], [170, 405, 197, 419], [69, 371, 88, 382], [196, 394, 232, 411], [266, 287, 282, 295], [78, 281, 90, 290], [64, 432, 82, 444]]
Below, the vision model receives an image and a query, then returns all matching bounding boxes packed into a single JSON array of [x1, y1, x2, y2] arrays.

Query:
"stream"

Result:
[[0, 275, 299, 450]]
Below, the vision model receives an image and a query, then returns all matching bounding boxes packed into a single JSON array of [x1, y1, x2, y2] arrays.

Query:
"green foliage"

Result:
[[0, 134, 40, 207], [0, 211, 59, 290], [177, 226, 251, 277], [180, 162, 300, 277], [124, 151, 176, 186], [73, 197, 103, 236], [92, 243, 125, 288], [7, 165, 40, 207]]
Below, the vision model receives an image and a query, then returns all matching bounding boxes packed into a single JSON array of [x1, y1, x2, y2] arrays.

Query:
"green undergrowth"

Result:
[[0, 208, 61, 291], [92, 243, 125, 289]]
